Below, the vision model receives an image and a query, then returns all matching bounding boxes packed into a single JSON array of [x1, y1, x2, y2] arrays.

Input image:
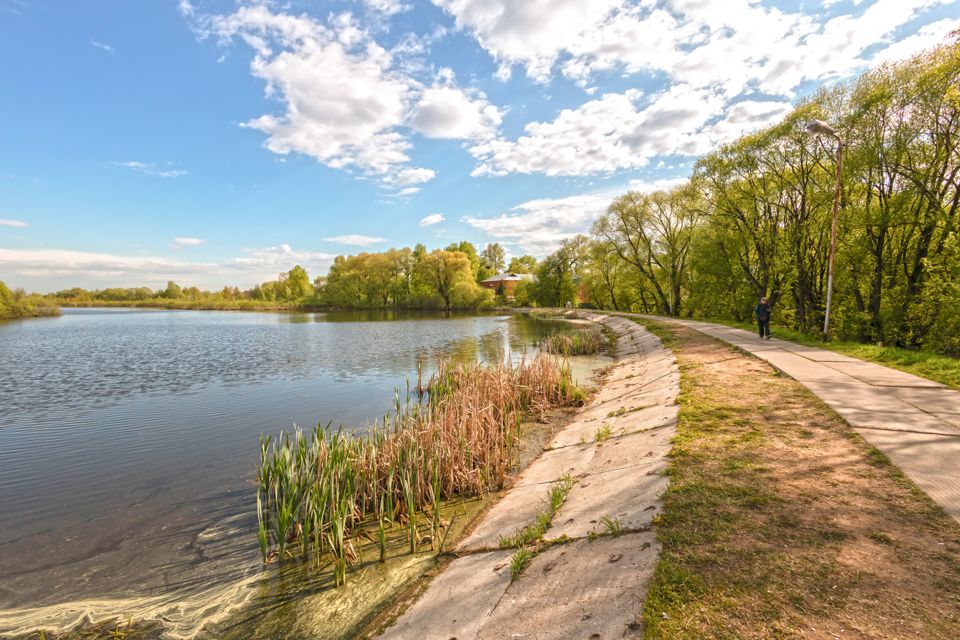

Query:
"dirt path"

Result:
[[648, 316, 960, 525], [642, 321, 960, 639]]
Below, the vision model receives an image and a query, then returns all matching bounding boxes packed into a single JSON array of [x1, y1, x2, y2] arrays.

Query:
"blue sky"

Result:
[[1, 0, 957, 291]]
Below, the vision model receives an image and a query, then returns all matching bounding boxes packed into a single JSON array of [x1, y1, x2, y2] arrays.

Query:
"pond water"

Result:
[[0, 308, 605, 638]]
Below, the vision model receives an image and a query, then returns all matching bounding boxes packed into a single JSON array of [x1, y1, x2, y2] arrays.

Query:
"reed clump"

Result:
[[255, 355, 584, 586], [539, 324, 610, 356]]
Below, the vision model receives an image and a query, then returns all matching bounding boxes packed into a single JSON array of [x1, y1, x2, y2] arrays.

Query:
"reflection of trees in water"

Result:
[[1, 312, 568, 423]]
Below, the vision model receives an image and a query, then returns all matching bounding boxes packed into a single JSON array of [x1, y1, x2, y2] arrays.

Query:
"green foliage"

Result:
[[510, 548, 533, 579], [507, 254, 538, 274], [0, 280, 60, 319], [538, 41, 960, 357]]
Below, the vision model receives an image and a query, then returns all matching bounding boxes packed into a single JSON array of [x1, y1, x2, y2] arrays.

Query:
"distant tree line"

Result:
[[0, 280, 59, 319], [46, 242, 531, 312]]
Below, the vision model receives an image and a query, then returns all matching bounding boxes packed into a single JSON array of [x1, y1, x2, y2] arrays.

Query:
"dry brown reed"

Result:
[[256, 354, 584, 585]]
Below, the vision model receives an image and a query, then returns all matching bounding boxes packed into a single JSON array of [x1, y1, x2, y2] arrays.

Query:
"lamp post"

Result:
[[805, 119, 843, 342]]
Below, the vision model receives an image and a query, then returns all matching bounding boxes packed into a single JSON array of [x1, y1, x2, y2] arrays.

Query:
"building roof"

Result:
[[481, 272, 536, 284]]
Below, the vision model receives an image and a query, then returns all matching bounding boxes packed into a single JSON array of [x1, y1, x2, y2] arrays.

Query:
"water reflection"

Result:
[[0, 309, 582, 638]]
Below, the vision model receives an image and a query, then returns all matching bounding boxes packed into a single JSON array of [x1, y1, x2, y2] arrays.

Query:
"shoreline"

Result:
[[376, 312, 680, 638]]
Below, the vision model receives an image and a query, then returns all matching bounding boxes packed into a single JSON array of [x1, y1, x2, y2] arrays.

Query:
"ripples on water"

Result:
[[0, 308, 575, 638]]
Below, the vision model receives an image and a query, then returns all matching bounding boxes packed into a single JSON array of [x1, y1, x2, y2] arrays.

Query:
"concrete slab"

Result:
[[852, 427, 960, 522], [823, 361, 947, 388], [590, 426, 676, 472], [549, 464, 668, 539], [887, 387, 960, 414], [380, 315, 678, 640], [519, 442, 596, 484], [458, 483, 551, 551], [380, 550, 513, 640], [549, 404, 678, 448], [476, 533, 658, 640]]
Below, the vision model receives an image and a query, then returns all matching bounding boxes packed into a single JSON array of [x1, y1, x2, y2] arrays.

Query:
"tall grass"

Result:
[[539, 324, 610, 356], [255, 355, 583, 585]]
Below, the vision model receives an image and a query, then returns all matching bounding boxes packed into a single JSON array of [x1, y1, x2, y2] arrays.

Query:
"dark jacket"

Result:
[[755, 302, 771, 321]]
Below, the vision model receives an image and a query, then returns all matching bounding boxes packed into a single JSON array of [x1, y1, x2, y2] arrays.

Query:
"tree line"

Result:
[[535, 39, 960, 356], [0, 280, 60, 319], [47, 242, 536, 311]]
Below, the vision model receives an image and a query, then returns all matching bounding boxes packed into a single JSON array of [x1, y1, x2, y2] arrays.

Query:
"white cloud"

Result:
[[435, 0, 944, 92], [205, 6, 435, 190], [464, 193, 612, 255], [0, 218, 29, 228], [626, 177, 689, 193], [363, 0, 409, 17], [172, 237, 205, 249], [90, 40, 115, 54], [114, 161, 188, 178], [465, 178, 691, 255], [471, 84, 729, 176], [181, 4, 507, 189], [410, 84, 502, 140], [869, 17, 960, 67], [323, 234, 388, 246], [419, 213, 445, 227], [383, 167, 437, 186], [432, 0, 622, 82], [0, 244, 336, 291], [438, 0, 951, 177]]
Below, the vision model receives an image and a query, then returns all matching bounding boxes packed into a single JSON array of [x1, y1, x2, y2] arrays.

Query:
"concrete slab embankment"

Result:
[[379, 313, 677, 640]]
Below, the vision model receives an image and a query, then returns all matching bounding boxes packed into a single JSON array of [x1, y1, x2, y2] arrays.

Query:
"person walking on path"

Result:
[[755, 296, 772, 339]]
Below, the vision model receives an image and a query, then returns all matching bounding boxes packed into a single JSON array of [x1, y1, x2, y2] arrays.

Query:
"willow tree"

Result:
[[417, 249, 474, 311], [593, 185, 701, 316]]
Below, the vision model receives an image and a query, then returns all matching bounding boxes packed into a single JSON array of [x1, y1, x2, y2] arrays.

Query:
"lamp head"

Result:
[[805, 119, 839, 138]]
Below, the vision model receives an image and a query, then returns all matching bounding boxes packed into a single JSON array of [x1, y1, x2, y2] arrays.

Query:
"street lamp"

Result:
[[805, 119, 843, 342]]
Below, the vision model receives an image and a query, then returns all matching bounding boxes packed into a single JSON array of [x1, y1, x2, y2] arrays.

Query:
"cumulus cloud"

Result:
[[465, 178, 691, 255], [0, 218, 29, 228], [471, 84, 733, 176], [419, 213, 445, 227], [208, 6, 423, 185], [0, 244, 336, 291], [410, 83, 502, 140], [438, 0, 952, 176], [464, 193, 612, 255], [114, 161, 188, 178], [172, 237, 205, 249], [196, 5, 505, 191], [323, 234, 388, 246], [869, 17, 960, 67]]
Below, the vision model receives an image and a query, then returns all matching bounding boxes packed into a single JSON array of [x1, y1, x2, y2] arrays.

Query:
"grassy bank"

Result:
[[702, 316, 960, 391], [639, 319, 960, 638]]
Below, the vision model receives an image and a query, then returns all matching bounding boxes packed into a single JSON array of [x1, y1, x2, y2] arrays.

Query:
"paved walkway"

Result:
[[380, 315, 679, 639], [637, 315, 960, 524]]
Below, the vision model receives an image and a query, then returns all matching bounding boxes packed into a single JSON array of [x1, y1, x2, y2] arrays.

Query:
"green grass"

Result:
[[498, 475, 575, 549], [594, 423, 612, 443], [703, 316, 960, 391], [510, 548, 534, 579], [639, 320, 960, 639]]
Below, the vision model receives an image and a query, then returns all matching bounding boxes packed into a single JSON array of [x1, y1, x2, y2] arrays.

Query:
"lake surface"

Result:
[[0, 308, 599, 638]]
